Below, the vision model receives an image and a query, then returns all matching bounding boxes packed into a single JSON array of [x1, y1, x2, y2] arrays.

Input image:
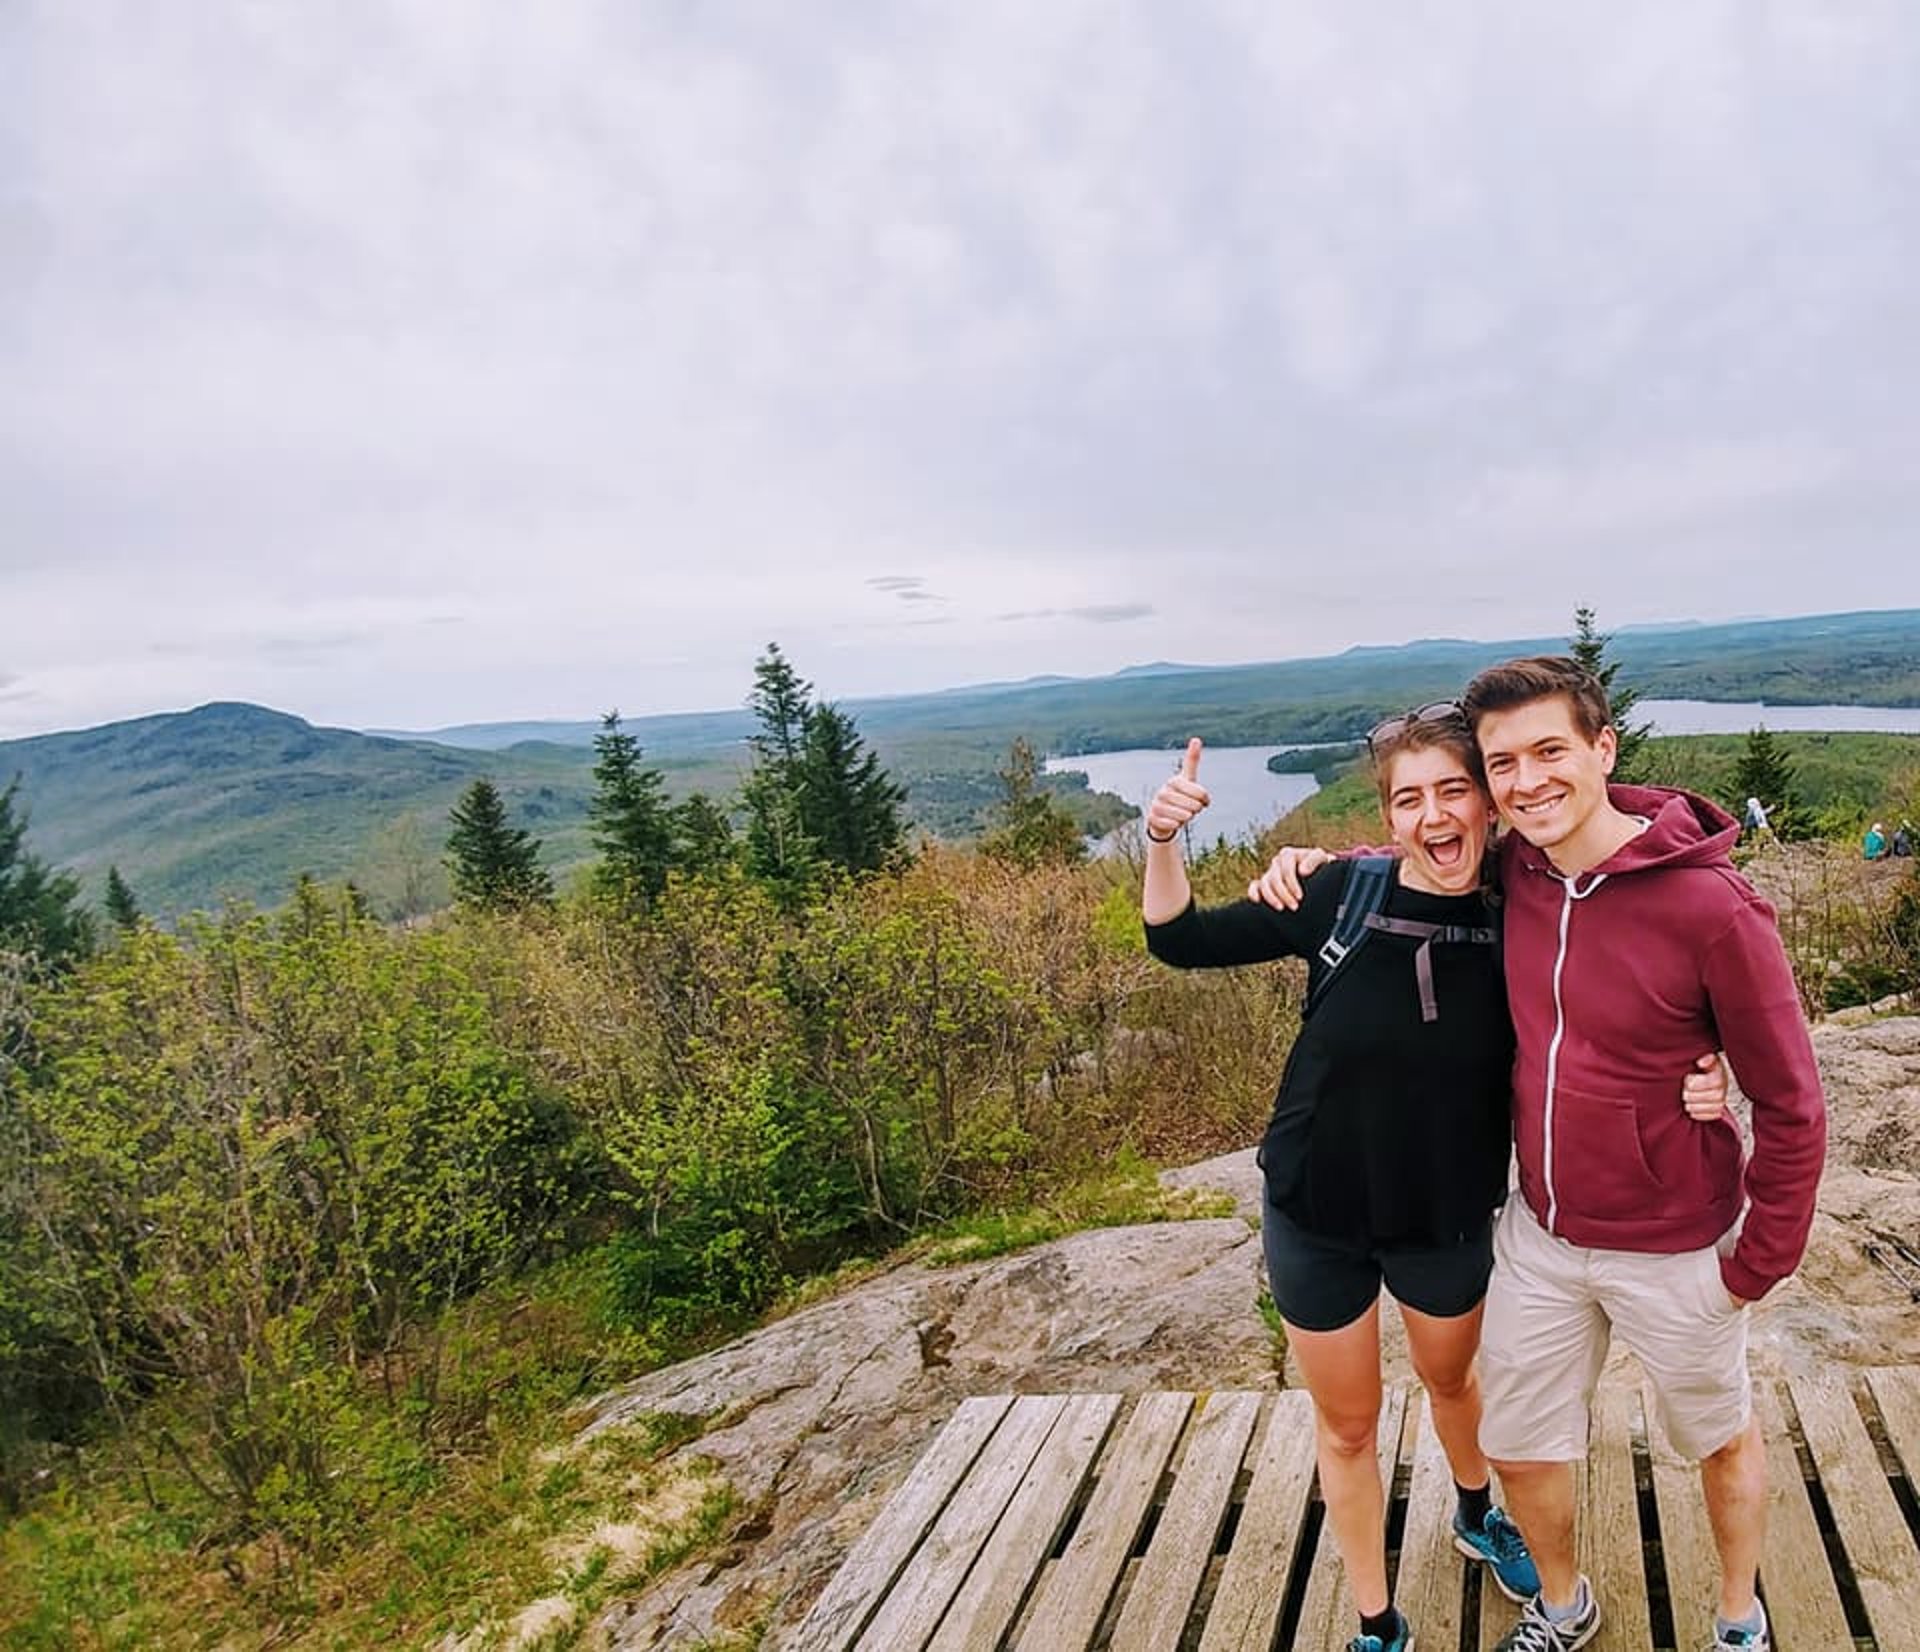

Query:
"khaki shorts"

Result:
[[1478, 1197, 1752, 1463]]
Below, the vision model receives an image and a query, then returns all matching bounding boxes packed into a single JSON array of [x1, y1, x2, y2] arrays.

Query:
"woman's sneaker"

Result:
[[1346, 1610, 1415, 1652], [1453, 1505, 1541, 1602], [1492, 1586, 1602, 1651]]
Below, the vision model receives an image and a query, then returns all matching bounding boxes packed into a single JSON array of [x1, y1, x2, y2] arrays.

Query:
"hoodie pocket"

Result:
[[1549, 1084, 1663, 1222]]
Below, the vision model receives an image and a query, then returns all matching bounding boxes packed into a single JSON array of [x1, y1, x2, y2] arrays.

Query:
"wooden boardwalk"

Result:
[[788, 1368, 1920, 1651]]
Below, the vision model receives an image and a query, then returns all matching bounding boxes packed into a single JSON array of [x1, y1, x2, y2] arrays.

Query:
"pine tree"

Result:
[[981, 737, 1086, 868], [103, 865, 141, 931], [742, 644, 822, 891], [1733, 727, 1808, 840], [588, 710, 674, 901], [1570, 606, 1653, 782], [445, 778, 553, 908], [671, 792, 735, 876], [799, 702, 907, 874], [741, 762, 822, 896], [747, 643, 812, 769], [740, 644, 907, 885], [0, 780, 94, 965]]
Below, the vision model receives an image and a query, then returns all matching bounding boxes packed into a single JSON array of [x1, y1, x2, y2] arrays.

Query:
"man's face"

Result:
[[1474, 694, 1617, 853]]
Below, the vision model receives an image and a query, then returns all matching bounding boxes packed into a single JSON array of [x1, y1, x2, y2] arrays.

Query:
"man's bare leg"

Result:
[[1700, 1413, 1767, 1622], [1491, 1457, 1580, 1604]]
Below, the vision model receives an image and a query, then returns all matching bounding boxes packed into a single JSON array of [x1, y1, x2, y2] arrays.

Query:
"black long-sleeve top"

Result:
[[1145, 861, 1513, 1246]]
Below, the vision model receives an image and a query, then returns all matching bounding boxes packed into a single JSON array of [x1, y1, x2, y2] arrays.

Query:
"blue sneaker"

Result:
[[1346, 1610, 1415, 1652], [1453, 1505, 1540, 1603]]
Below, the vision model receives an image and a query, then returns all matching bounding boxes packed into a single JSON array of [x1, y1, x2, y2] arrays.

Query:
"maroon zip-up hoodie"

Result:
[[1501, 783, 1826, 1302]]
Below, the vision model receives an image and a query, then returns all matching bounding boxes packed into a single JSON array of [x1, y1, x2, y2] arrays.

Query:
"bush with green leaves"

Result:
[[11, 891, 600, 1532]]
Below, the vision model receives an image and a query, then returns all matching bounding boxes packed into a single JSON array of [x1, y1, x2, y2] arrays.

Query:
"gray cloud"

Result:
[[3, 3, 1916, 737], [867, 576, 946, 605], [996, 604, 1156, 625]]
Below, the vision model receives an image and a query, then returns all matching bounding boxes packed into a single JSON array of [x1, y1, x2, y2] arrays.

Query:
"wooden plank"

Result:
[[1393, 1393, 1465, 1652], [1583, 1387, 1652, 1652], [1011, 1391, 1195, 1652], [1197, 1391, 1319, 1652], [855, 1395, 1068, 1652], [1642, 1378, 1720, 1635], [1753, 1381, 1852, 1652], [790, 1394, 1016, 1652], [1109, 1391, 1262, 1652], [1790, 1372, 1920, 1652], [923, 1393, 1122, 1652], [1479, 1567, 1520, 1652], [1293, 1386, 1409, 1652], [1865, 1365, 1920, 1486]]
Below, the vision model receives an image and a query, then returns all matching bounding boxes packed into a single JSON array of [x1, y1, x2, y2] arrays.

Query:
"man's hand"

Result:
[[1146, 738, 1210, 843], [1682, 1051, 1733, 1121], [1246, 845, 1334, 910]]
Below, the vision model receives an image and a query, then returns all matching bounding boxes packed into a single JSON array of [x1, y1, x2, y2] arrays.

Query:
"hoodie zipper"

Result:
[[1541, 868, 1609, 1232]]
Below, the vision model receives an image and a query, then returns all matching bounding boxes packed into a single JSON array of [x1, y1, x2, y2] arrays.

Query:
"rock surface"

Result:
[[571, 1013, 1920, 1650]]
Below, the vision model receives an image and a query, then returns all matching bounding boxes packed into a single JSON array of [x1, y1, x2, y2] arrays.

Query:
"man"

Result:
[[1253, 657, 1825, 1652]]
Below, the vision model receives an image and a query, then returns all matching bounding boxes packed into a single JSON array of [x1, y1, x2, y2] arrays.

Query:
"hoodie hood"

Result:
[[1504, 783, 1740, 880]]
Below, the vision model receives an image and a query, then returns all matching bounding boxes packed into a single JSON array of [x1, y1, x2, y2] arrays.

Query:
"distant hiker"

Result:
[[1141, 715, 1727, 1652], [1864, 821, 1889, 860], [1252, 656, 1821, 1652], [1894, 822, 1914, 858], [1741, 796, 1771, 841]]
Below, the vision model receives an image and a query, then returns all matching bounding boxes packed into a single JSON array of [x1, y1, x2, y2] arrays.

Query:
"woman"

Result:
[[1141, 708, 1724, 1652]]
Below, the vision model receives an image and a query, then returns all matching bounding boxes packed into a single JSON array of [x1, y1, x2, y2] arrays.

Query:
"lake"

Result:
[[1047, 700, 1920, 851], [1045, 744, 1329, 850], [1635, 700, 1920, 735]]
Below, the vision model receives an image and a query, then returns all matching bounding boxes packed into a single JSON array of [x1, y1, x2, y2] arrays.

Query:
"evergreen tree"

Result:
[[103, 865, 141, 931], [747, 643, 812, 769], [740, 643, 907, 885], [981, 737, 1086, 868], [799, 702, 907, 874], [1733, 727, 1809, 840], [741, 762, 822, 896], [445, 778, 553, 908], [0, 780, 94, 965], [1570, 606, 1652, 782], [671, 791, 735, 876], [742, 644, 822, 891], [588, 710, 674, 901]]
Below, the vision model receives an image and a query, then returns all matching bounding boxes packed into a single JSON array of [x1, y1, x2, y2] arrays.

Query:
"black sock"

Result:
[[1360, 1604, 1402, 1643], [1456, 1479, 1492, 1528]]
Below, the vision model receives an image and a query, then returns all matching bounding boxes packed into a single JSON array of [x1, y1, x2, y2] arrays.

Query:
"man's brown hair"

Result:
[[1461, 654, 1613, 740]]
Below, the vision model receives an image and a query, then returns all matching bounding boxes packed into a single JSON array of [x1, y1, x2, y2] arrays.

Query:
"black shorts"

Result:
[[1260, 1200, 1495, 1333]]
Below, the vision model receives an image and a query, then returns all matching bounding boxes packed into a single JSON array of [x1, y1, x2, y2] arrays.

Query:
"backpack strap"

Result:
[[1304, 855, 1397, 1020], [1361, 913, 1498, 1022]]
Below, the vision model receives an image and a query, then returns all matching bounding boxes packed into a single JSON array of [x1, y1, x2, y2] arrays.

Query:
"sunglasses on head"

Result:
[[1365, 700, 1466, 758]]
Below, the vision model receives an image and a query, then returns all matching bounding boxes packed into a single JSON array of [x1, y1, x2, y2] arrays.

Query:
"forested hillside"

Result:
[[4, 608, 1917, 918]]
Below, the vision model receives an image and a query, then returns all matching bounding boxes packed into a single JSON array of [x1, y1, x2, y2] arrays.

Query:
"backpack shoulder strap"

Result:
[[1303, 855, 1396, 1020]]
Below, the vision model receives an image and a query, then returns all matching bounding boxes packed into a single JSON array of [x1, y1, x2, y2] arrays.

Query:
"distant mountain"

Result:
[[0, 704, 619, 918], [9, 608, 1918, 918]]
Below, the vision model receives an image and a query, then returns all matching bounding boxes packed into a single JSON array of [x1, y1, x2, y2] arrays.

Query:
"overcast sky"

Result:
[[3, 2, 1915, 739]]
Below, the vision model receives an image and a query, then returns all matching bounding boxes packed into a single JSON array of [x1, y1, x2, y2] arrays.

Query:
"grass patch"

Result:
[[914, 1150, 1237, 1266]]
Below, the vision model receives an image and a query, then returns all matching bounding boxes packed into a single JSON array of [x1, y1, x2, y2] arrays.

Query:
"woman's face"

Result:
[[1381, 744, 1496, 896]]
